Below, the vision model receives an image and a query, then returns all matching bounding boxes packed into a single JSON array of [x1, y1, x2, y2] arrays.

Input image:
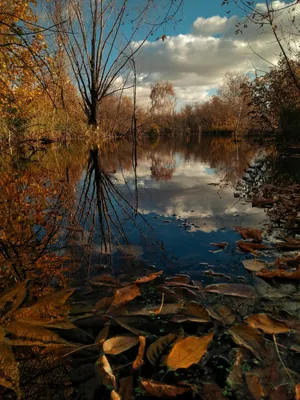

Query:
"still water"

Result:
[[2, 135, 298, 287]]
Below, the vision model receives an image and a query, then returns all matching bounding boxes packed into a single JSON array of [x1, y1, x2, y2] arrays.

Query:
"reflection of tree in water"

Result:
[[150, 155, 176, 181]]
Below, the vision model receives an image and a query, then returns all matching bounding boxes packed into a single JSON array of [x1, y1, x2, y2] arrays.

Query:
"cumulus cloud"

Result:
[[133, 1, 299, 107]]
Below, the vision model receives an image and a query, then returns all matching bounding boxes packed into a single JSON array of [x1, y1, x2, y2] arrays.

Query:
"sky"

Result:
[[133, 0, 299, 108]]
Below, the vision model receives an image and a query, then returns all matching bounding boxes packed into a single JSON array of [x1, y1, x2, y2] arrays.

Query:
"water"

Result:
[[1, 134, 298, 287]]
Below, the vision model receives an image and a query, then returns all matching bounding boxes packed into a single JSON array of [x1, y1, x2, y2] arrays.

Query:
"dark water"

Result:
[[2, 135, 299, 287]]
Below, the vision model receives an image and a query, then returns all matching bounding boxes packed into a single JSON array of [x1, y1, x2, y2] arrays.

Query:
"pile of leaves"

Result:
[[1, 261, 300, 400]]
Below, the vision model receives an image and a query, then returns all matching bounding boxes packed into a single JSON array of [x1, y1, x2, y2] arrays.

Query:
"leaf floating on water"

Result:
[[229, 325, 266, 359], [257, 267, 300, 280], [103, 335, 139, 355], [166, 333, 214, 370], [140, 379, 190, 398], [147, 333, 179, 366], [135, 270, 163, 284], [95, 355, 116, 388], [235, 227, 262, 242], [237, 241, 269, 254], [166, 275, 191, 284], [132, 336, 146, 370], [210, 242, 228, 249], [242, 259, 268, 272], [205, 283, 256, 299], [252, 197, 275, 207], [109, 284, 141, 309], [245, 314, 290, 334], [185, 301, 210, 322]]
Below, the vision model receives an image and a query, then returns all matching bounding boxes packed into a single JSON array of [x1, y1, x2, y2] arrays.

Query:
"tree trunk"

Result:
[[88, 98, 98, 127]]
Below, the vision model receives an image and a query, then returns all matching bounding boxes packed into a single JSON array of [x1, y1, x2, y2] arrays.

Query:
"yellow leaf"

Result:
[[109, 284, 141, 309], [103, 335, 139, 355], [95, 355, 116, 388], [133, 336, 146, 370], [245, 314, 290, 334], [166, 333, 214, 370], [140, 379, 190, 397]]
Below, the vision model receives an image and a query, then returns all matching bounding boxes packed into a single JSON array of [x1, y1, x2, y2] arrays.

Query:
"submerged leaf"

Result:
[[242, 259, 268, 272], [147, 333, 179, 366], [245, 314, 290, 334], [205, 283, 256, 299], [95, 355, 116, 388], [140, 379, 190, 398], [135, 270, 163, 284], [166, 333, 214, 370], [103, 335, 139, 355]]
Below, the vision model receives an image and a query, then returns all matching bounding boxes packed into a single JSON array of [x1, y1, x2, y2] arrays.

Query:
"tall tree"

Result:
[[46, 0, 183, 127]]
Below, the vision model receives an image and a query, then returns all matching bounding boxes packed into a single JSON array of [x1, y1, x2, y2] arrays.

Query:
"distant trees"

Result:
[[45, 0, 183, 127]]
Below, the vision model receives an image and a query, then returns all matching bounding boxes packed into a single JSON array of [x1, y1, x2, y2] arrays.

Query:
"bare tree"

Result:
[[46, 0, 183, 127]]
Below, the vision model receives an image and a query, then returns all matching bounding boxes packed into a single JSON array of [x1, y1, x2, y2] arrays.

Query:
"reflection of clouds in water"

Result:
[[115, 156, 266, 232]]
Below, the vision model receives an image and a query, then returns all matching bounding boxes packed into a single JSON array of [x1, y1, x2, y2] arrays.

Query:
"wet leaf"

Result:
[[103, 335, 139, 355], [242, 259, 268, 272], [95, 355, 116, 388], [95, 324, 110, 345], [257, 267, 300, 280], [94, 296, 114, 311], [252, 197, 275, 207], [140, 379, 190, 398], [206, 304, 236, 325], [135, 270, 163, 284], [109, 284, 141, 309], [0, 280, 29, 321], [229, 325, 266, 359], [133, 336, 146, 370], [118, 376, 134, 400], [166, 333, 214, 370], [205, 283, 256, 298], [237, 241, 269, 254], [235, 227, 262, 242], [0, 344, 19, 392], [147, 333, 179, 366], [185, 301, 210, 321], [210, 242, 228, 249], [166, 275, 191, 284], [276, 237, 300, 251], [245, 314, 290, 334]]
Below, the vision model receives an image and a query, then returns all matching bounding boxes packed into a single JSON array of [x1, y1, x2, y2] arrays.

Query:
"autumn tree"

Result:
[[46, 0, 183, 127]]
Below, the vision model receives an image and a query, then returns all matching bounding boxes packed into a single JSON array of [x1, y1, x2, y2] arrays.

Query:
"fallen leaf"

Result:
[[95, 324, 110, 345], [205, 283, 256, 299], [166, 333, 214, 370], [276, 237, 300, 251], [185, 301, 210, 322], [133, 336, 146, 370], [242, 259, 268, 272], [0, 344, 19, 392], [118, 376, 134, 400], [245, 373, 268, 400], [103, 336, 139, 355], [229, 325, 266, 359], [95, 355, 116, 388], [113, 316, 144, 335], [237, 241, 269, 254], [166, 275, 191, 284], [0, 280, 28, 322], [206, 304, 236, 325], [252, 197, 275, 207], [109, 284, 141, 309], [210, 242, 228, 249], [201, 382, 227, 400], [135, 270, 163, 284], [110, 390, 121, 400], [94, 296, 114, 311], [235, 227, 262, 242], [147, 333, 179, 366], [257, 267, 300, 280], [269, 384, 290, 400], [140, 379, 190, 397], [245, 314, 290, 334], [296, 384, 300, 400]]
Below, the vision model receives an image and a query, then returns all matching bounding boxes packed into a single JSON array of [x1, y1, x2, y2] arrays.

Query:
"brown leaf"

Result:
[[205, 283, 256, 298], [242, 259, 268, 272], [94, 296, 114, 311], [133, 336, 146, 370], [245, 314, 290, 334], [147, 333, 179, 366], [185, 301, 210, 322], [210, 242, 228, 249], [166, 275, 191, 284], [276, 237, 300, 251], [206, 304, 236, 325], [118, 376, 134, 400], [296, 384, 300, 400], [110, 390, 121, 400], [166, 333, 214, 370], [140, 379, 190, 397], [252, 197, 275, 207], [109, 284, 141, 309], [269, 384, 290, 400], [95, 323, 110, 345], [0, 343, 19, 392], [235, 227, 262, 242], [229, 325, 266, 359], [201, 382, 227, 400], [0, 280, 29, 322], [95, 355, 116, 388], [103, 335, 139, 355], [245, 373, 268, 400], [113, 316, 143, 335], [135, 270, 163, 284], [257, 267, 300, 280], [237, 241, 269, 254]]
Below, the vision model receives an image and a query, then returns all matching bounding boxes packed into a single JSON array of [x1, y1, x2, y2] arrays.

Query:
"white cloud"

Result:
[[133, 1, 300, 107]]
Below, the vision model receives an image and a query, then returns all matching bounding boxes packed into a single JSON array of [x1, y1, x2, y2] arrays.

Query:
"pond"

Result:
[[2, 134, 296, 288]]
